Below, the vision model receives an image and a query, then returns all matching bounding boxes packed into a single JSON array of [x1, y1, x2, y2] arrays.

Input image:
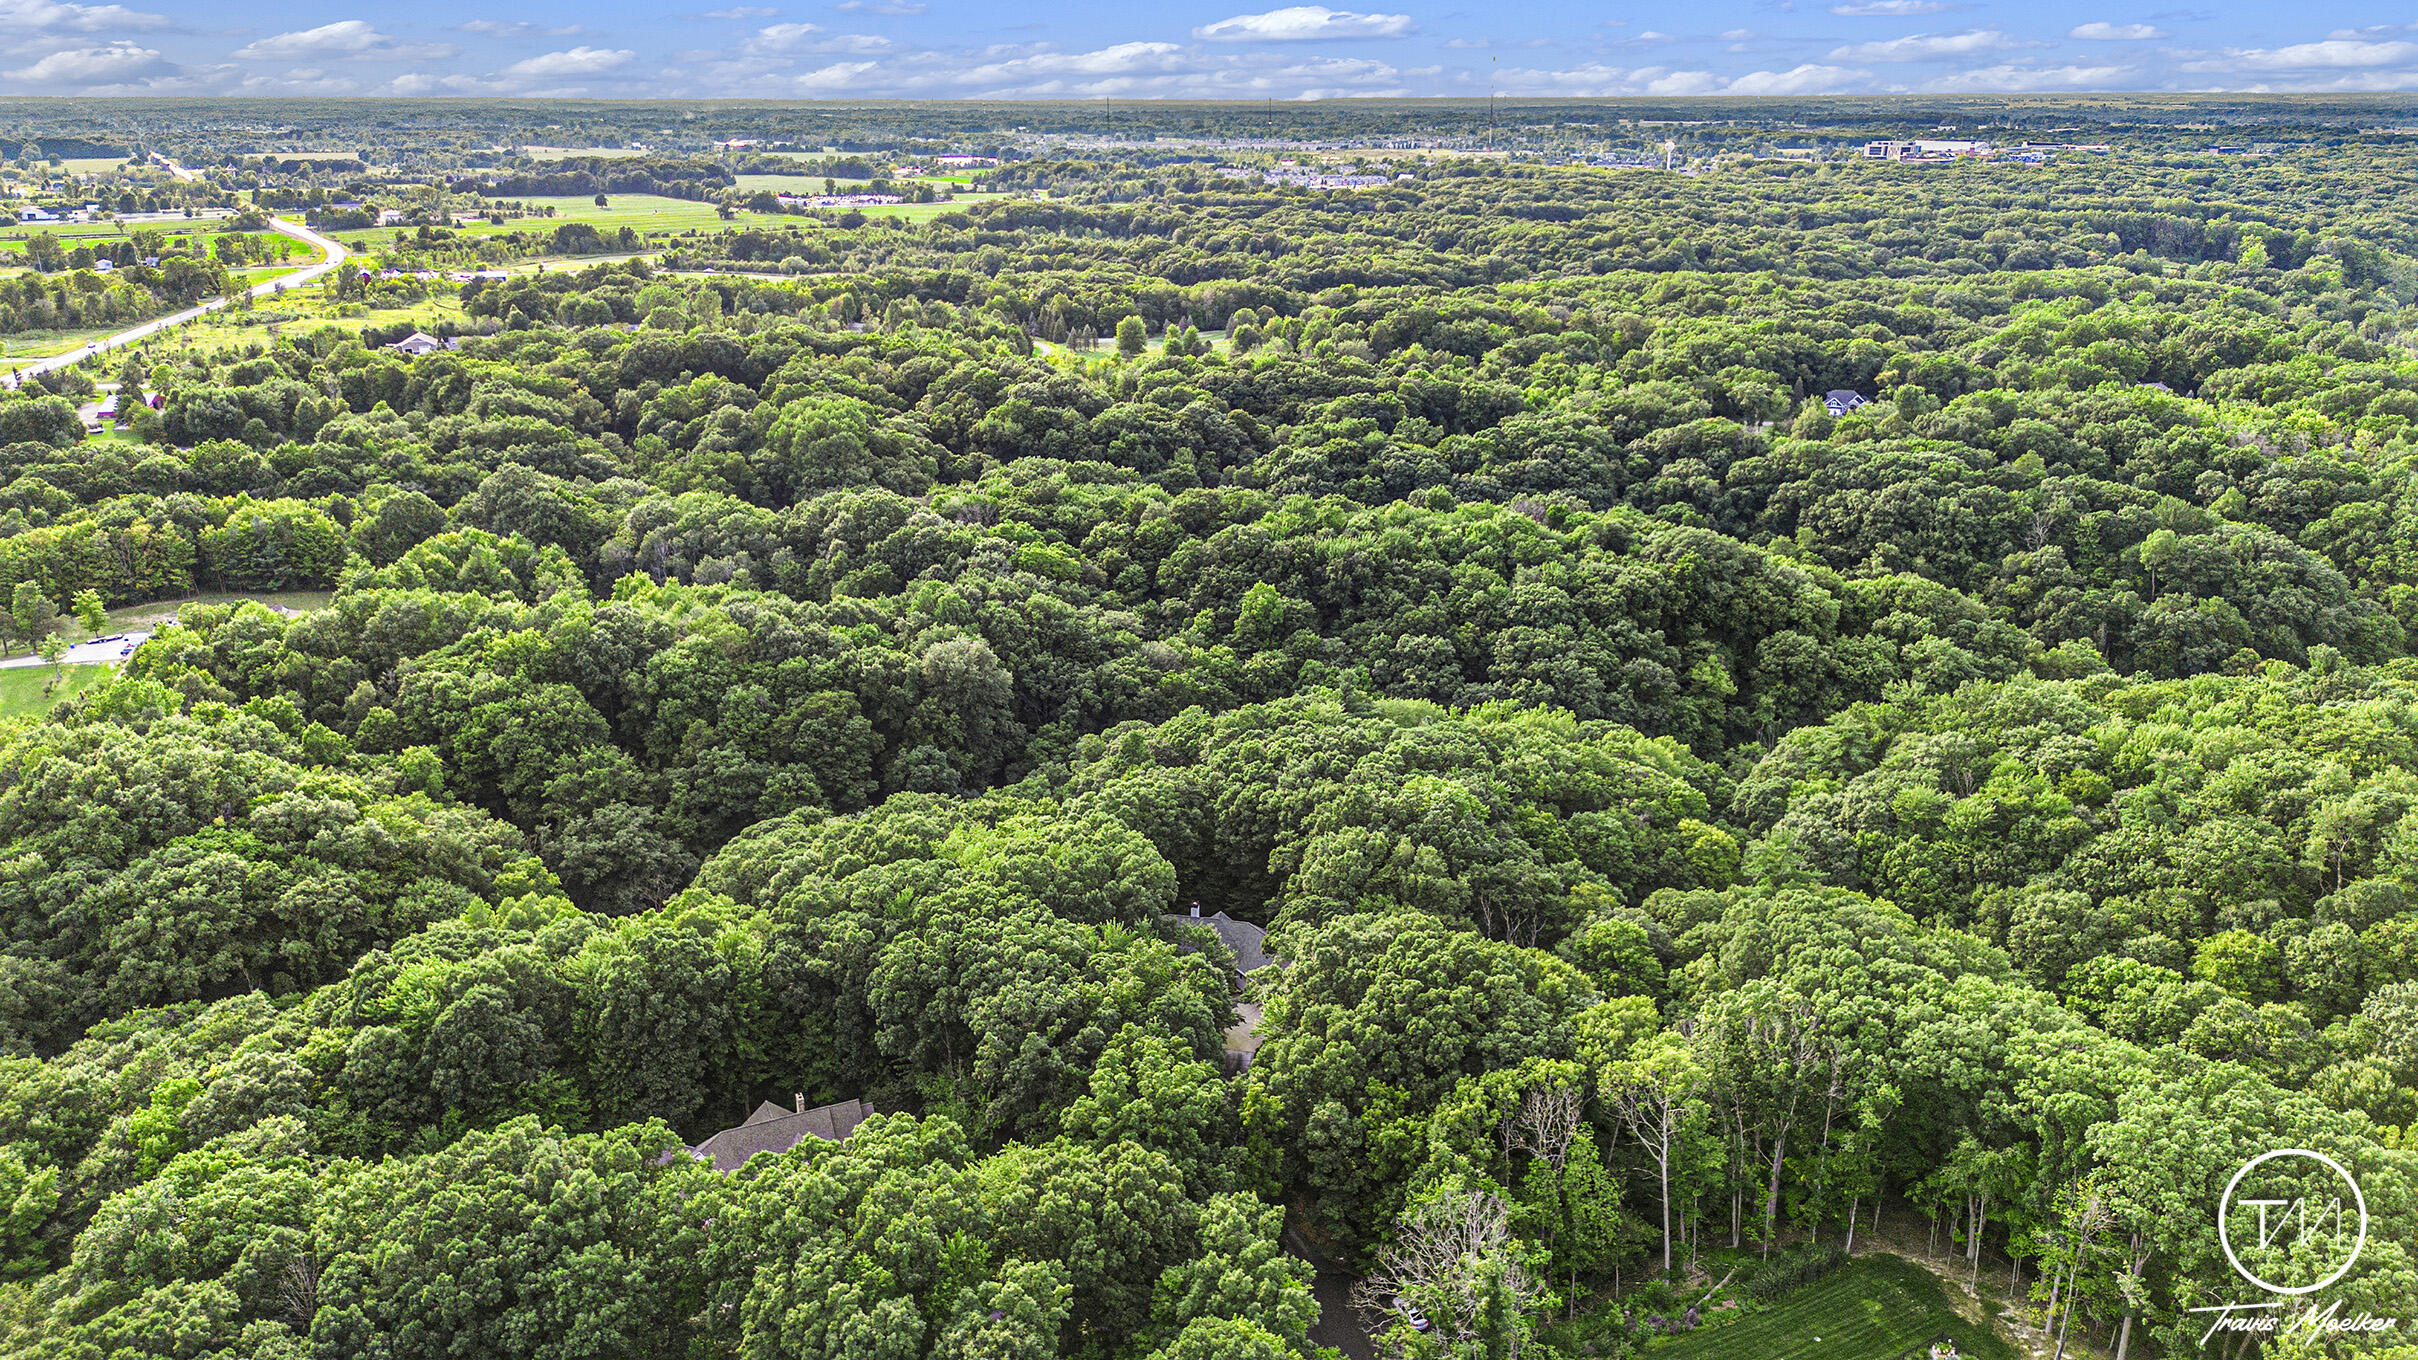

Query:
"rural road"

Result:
[[3, 216, 348, 389]]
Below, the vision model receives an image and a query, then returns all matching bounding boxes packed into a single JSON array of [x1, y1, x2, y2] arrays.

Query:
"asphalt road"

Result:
[[3, 216, 348, 389]]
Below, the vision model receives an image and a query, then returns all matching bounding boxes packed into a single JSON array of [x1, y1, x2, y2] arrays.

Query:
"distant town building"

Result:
[[1824, 389, 1871, 417], [1214, 166, 1391, 190]]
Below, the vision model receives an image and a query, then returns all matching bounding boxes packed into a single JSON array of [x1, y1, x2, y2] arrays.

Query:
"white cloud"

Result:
[[3, 39, 167, 83], [1193, 6, 1414, 42], [233, 21, 457, 61], [2069, 22, 2166, 40], [1935, 62, 2136, 89], [457, 19, 584, 36], [2184, 39, 2418, 71], [957, 39, 1188, 89], [1830, 0, 1962, 14], [0, 0, 167, 32], [750, 22, 821, 47], [832, 0, 925, 11], [794, 59, 876, 88], [1720, 28, 1755, 40], [499, 45, 636, 77], [695, 5, 777, 16], [1828, 29, 2031, 61], [1493, 59, 1867, 96], [1727, 62, 1866, 93]]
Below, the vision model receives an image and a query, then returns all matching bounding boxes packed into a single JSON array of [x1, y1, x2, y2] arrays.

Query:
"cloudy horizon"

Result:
[[6, 1, 2418, 100]]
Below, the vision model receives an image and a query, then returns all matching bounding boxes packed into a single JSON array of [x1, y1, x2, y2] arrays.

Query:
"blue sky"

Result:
[[6, 0, 2418, 99]]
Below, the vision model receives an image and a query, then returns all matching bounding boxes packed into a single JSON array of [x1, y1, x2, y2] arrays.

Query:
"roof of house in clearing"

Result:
[[681, 1097, 876, 1172], [1163, 909, 1274, 974]]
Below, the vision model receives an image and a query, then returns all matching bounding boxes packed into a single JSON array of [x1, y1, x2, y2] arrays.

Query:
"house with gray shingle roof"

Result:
[[1164, 903, 1273, 981], [673, 1095, 876, 1172]]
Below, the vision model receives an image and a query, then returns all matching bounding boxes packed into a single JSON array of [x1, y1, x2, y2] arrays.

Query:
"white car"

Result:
[[1392, 1297, 1430, 1332]]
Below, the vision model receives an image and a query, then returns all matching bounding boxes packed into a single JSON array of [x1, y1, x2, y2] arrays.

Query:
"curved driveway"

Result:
[[4, 216, 349, 388]]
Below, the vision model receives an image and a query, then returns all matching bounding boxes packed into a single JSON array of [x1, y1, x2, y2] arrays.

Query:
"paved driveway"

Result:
[[0, 631, 151, 668], [1287, 1223, 1376, 1360]]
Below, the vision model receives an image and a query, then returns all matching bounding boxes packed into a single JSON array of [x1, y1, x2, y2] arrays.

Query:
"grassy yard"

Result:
[[1647, 1256, 2016, 1360], [0, 664, 113, 720], [99, 590, 335, 634]]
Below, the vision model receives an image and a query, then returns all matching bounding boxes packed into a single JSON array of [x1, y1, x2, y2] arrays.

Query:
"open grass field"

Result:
[[735, 172, 858, 193], [99, 590, 335, 634], [0, 219, 143, 245], [2, 319, 135, 363], [0, 664, 112, 720], [849, 200, 980, 221], [328, 194, 803, 250], [1649, 1257, 2017, 1360], [520, 194, 798, 229], [522, 146, 653, 160], [0, 227, 298, 262]]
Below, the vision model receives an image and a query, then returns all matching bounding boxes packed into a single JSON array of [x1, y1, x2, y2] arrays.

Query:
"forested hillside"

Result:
[[1, 111, 2416, 1360]]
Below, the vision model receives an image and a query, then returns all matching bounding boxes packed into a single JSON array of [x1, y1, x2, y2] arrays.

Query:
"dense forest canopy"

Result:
[[0, 96, 2415, 1360]]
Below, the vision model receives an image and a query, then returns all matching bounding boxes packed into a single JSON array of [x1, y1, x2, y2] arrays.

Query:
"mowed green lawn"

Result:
[[0, 664, 113, 720], [1654, 1257, 2016, 1360]]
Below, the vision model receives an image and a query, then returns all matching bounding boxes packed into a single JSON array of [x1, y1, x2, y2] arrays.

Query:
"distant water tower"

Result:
[[1663, 139, 1676, 171]]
